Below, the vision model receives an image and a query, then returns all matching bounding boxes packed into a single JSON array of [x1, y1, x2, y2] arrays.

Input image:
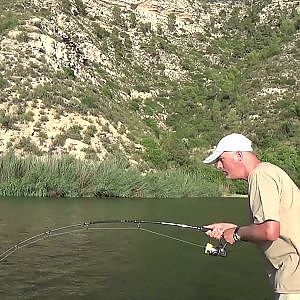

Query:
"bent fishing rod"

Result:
[[0, 219, 228, 263]]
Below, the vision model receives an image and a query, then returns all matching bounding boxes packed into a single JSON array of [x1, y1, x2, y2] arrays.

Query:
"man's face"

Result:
[[216, 151, 244, 180]]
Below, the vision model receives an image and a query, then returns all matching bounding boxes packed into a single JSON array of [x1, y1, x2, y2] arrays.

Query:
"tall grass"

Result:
[[0, 153, 222, 198]]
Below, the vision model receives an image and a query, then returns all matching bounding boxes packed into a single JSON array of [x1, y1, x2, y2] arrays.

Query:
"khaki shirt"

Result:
[[248, 162, 300, 293]]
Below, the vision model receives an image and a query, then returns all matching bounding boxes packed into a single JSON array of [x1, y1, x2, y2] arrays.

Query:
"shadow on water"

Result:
[[0, 197, 273, 300]]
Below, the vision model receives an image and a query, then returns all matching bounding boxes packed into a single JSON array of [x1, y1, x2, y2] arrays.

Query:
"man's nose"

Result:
[[216, 160, 222, 170]]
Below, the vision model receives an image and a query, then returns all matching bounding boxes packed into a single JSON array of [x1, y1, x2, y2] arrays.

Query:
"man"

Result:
[[203, 133, 300, 300]]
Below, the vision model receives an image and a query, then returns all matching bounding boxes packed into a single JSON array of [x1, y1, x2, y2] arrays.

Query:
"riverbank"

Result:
[[0, 153, 229, 198]]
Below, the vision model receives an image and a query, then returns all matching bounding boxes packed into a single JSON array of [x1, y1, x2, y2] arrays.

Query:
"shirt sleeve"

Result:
[[249, 170, 280, 224]]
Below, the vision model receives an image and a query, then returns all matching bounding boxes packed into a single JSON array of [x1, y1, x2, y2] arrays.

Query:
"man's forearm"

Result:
[[237, 221, 280, 243]]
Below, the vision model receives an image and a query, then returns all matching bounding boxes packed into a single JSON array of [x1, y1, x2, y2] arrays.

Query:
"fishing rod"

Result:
[[0, 219, 228, 262], [90, 220, 228, 257]]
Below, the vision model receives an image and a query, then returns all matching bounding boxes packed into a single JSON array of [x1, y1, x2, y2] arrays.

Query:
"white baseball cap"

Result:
[[203, 133, 253, 164]]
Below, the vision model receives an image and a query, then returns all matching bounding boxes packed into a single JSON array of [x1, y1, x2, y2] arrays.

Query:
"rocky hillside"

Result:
[[0, 0, 299, 172]]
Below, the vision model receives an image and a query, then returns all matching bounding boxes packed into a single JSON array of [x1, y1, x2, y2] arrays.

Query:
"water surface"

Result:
[[0, 197, 272, 299]]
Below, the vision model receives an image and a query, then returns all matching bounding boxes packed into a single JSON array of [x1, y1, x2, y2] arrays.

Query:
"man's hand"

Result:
[[205, 220, 280, 244], [205, 223, 237, 240], [222, 227, 237, 244]]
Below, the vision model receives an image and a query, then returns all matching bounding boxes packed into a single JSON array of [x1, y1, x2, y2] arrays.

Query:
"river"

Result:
[[0, 197, 272, 299]]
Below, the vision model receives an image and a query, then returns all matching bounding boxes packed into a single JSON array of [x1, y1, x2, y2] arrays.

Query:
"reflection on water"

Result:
[[0, 197, 272, 300]]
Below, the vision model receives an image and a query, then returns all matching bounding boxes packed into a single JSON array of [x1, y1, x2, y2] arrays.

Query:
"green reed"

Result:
[[0, 153, 221, 198]]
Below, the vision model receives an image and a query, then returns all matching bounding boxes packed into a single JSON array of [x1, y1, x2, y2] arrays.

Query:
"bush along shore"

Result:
[[0, 153, 229, 198]]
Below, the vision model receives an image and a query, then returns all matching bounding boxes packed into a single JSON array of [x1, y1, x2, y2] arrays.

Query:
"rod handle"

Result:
[[200, 226, 212, 232]]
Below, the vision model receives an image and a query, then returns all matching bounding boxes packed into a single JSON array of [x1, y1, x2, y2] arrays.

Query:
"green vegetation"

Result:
[[15, 137, 43, 155], [16, 31, 29, 42], [74, 0, 87, 16], [0, 1, 299, 196], [0, 154, 221, 198], [0, 75, 7, 88], [66, 124, 83, 140], [60, 0, 87, 15], [0, 13, 18, 35], [129, 6, 300, 188], [62, 67, 76, 79]]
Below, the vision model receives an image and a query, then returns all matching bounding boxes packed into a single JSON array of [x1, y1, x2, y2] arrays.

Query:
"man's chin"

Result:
[[223, 171, 238, 179]]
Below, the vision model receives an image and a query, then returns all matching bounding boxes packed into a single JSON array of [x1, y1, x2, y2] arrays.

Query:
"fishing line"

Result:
[[139, 228, 205, 248], [0, 219, 228, 262]]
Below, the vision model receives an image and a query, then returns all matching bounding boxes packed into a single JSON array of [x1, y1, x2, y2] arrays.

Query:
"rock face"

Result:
[[0, 0, 299, 162]]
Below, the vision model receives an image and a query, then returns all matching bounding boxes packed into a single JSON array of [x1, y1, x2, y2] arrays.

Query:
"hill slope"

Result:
[[0, 0, 299, 183]]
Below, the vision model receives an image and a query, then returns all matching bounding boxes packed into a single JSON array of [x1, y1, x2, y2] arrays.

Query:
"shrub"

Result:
[[0, 14, 18, 35], [67, 124, 83, 140], [15, 137, 42, 155], [140, 137, 167, 169], [0, 75, 7, 88], [16, 32, 29, 43], [52, 133, 67, 147], [167, 13, 176, 32], [62, 67, 75, 79], [81, 95, 97, 109], [23, 110, 35, 122], [94, 24, 110, 39], [74, 0, 87, 15], [0, 114, 15, 130], [84, 124, 97, 137]]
